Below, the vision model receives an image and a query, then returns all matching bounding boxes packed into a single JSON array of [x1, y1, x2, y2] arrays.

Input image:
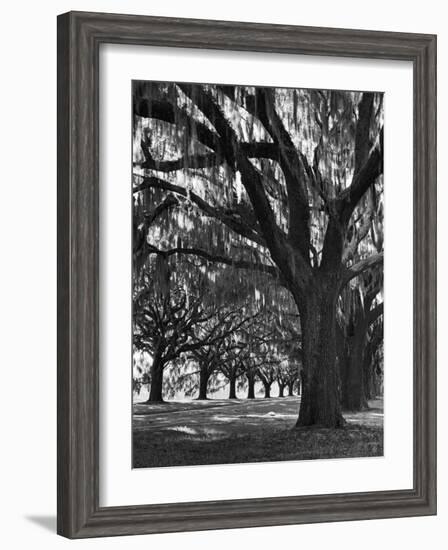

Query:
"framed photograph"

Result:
[[57, 11, 437, 538]]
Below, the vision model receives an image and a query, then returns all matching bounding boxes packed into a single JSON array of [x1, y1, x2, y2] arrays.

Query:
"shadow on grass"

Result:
[[133, 424, 383, 469]]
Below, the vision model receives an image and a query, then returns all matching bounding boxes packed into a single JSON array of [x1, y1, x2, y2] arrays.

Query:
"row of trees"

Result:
[[133, 252, 383, 410], [133, 257, 302, 401], [132, 82, 384, 426]]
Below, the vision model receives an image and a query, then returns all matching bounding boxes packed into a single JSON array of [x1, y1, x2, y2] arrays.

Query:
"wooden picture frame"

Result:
[[57, 11, 437, 538]]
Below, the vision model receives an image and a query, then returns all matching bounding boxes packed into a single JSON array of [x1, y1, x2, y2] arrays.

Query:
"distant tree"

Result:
[[257, 362, 281, 399], [215, 309, 278, 399], [235, 308, 288, 399], [276, 360, 301, 397], [190, 346, 218, 400], [276, 365, 288, 397], [133, 263, 227, 402], [287, 363, 302, 396], [244, 358, 258, 399], [219, 349, 245, 399], [189, 304, 260, 399], [268, 311, 302, 397]]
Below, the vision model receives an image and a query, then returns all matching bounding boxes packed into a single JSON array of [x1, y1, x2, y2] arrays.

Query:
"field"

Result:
[[133, 397, 383, 468]]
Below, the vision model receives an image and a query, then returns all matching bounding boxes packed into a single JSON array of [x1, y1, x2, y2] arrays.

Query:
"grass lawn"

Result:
[[133, 397, 383, 468]]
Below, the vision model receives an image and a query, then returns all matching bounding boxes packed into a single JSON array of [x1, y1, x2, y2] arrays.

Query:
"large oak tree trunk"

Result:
[[247, 374, 256, 399], [363, 346, 375, 401], [278, 384, 285, 397], [287, 383, 294, 397], [147, 349, 165, 403], [340, 311, 369, 411], [228, 376, 237, 399], [197, 367, 209, 400], [296, 287, 345, 428], [342, 331, 369, 411]]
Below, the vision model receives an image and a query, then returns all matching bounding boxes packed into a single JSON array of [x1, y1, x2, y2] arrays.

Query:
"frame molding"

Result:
[[57, 11, 437, 538]]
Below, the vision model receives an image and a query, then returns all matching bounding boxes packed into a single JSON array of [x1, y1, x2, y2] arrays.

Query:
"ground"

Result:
[[133, 397, 383, 468]]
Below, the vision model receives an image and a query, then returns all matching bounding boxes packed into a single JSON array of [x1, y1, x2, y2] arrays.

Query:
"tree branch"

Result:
[[134, 97, 224, 156], [342, 190, 375, 263], [320, 94, 382, 273], [138, 144, 279, 172], [338, 127, 383, 224], [147, 243, 281, 279], [367, 302, 384, 325], [133, 194, 179, 271], [342, 252, 384, 287], [354, 92, 375, 177], [144, 194, 178, 226], [133, 175, 265, 246], [139, 152, 219, 172], [241, 141, 279, 160], [249, 89, 311, 258], [177, 84, 301, 284]]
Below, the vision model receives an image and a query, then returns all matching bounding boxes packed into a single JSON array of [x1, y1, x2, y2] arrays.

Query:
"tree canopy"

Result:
[[132, 81, 384, 425]]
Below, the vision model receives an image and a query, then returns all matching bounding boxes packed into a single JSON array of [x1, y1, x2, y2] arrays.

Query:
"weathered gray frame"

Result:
[[57, 10, 437, 538]]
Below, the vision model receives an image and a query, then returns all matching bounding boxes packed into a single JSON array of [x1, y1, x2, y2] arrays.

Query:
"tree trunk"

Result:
[[228, 376, 237, 399], [343, 337, 368, 411], [287, 383, 294, 397], [197, 367, 209, 400], [263, 383, 271, 398], [336, 320, 348, 397], [373, 369, 383, 398], [364, 340, 382, 400], [363, 347, 374, 401], [147, 350, 164, 403], [247, 374, 256, 399], [371, 351, 383, 399], [296, 286, 345, 428], [278, 384, 285, 397], [341, 321, 369, 412]]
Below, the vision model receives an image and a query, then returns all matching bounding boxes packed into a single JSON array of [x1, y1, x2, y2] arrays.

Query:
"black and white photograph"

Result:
[[132, 81, 384, 468], [0, 0, 441, 545]]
